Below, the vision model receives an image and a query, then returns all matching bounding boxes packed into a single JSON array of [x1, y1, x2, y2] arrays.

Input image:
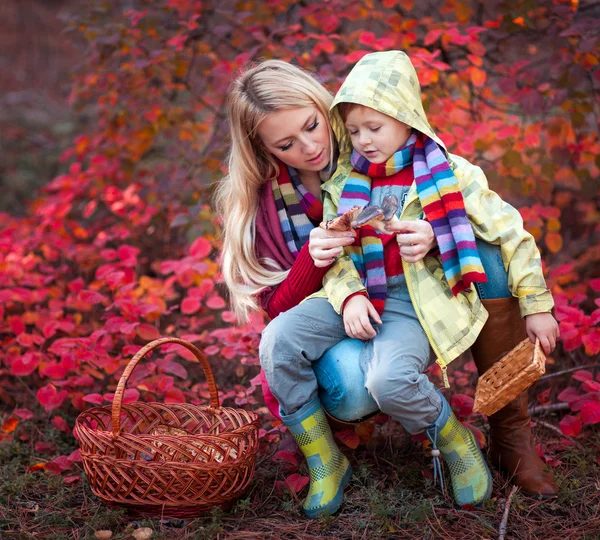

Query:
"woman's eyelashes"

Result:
[[278, 119, 319, 151]]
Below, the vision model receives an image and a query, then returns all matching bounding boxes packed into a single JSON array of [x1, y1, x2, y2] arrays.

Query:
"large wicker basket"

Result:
[[74, 337, 260, 518], [473, 338, 546, 416]]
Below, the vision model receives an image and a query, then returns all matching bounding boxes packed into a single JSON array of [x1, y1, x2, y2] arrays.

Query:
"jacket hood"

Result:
[[328, 51, 446, 183]]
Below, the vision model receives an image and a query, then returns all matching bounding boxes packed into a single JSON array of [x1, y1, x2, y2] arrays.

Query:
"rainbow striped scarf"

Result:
[[271, 163, 323, 257], [338, 131, 486, 313]]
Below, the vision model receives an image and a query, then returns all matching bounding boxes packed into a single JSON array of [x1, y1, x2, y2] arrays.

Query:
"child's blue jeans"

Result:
[[313, 241, 511, 422]]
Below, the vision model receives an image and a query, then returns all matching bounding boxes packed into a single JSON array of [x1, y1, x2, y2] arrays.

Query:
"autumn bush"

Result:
[[0, 0, 599, 484]]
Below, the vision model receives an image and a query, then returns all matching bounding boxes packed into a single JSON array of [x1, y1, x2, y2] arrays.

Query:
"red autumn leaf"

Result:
[[335, 429, 360, 449], [582, 331, 600, 356], [16, 333, 44, 348], [35, 441, 57, 455], [79, 290, 107, 304], [52, 416, 70, 433], [580, 401, 600, 425], [11, 352, 41, 376], [345, 50, 370, 63], [205, 294, 226, 310], [356, 421, 375, 442], [572, 370, 593, 382], [470, 67, 487, 87], [67, 277, 85, 293], [136, 323, 160, 341], [181, 297, 201, 314], [284, 473, 310, 494], [36, 384, 68, 412], [64, 474, 81, 484], [104, 389, 139, 404], [165, 387, 185, 403], [536, 387, 552, 405], [68, 449, 82, 462], [222, 311, 237, 323], [1, 417, 18, 433], [450, 394, 474, 418], [569, 392, 600, 412], [46, 455, 72, 474], [558, 414, 582, 437], [13, 408, 34, 420], [189, 237, 211, 259], [424, 28, 444, 46], [156, 358, 187, 379], [119, 322, 139, 334], [273, 450, 299, 467], [157, 376, 174, 393], [589, 278, 600, 292], [82, 393, 104, 405], [166, 34, 187, 50], [581, 380, 600, 393], [358, 31, 376, 46], [116, 244, 139, 266], [9, 316, 25, 335]]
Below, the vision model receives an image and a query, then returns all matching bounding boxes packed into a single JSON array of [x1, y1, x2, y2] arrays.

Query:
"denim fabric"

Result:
[[259, 298, 349, 416], [361, 295, 441, 433], [260, 293, 440, 432], [313, 339, 379, 421], [313, 241, 511, 423], [474, 239, 511, 300]]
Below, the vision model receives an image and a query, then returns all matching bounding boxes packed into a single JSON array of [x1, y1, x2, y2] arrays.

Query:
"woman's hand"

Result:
[[385, 219, 436, 263], [343, 294, 382, 340], [308, 227, 356, 268], [525, 312, 560, 355]]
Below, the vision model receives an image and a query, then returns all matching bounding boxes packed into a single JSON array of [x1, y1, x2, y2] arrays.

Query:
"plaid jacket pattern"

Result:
[[305, 51, 554, 373]]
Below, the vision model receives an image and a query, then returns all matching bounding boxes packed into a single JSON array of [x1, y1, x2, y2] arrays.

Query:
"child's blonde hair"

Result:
[[215, 60, 334, 322]]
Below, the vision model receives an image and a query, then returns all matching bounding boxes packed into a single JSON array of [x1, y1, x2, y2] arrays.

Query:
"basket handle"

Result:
[[111, 337, 220, 435]]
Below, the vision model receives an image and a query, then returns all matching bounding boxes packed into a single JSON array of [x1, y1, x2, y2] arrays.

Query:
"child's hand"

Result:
[[385, 220, 436, 263], [343, 295, 382, 340], [525, 312, 560, 355]]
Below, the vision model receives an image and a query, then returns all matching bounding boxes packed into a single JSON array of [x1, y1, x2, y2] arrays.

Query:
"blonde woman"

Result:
[[216, 61, 364, 518]]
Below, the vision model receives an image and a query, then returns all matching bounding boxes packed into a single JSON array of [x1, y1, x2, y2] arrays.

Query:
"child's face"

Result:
[[257, 106, 330, 173], [344, 106, 412, 164]]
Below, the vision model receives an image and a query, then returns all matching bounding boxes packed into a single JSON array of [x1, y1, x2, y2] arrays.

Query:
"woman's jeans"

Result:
[[313, 241, 511, 422]]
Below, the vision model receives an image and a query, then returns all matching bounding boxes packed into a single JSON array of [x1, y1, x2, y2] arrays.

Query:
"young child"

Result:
[[319, 50, 559, 505]]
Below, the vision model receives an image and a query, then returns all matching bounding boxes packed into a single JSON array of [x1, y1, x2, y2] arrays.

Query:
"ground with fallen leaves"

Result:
[[1, 404, 599, 540]]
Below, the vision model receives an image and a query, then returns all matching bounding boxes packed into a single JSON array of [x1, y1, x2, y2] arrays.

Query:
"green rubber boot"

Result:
[[425, 392, 492, 507], [282, 397, 352, 518]]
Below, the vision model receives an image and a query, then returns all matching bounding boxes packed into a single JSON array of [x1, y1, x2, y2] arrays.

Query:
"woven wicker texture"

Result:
[[74, 337, 260, 517], [473, 338, 546, 417]]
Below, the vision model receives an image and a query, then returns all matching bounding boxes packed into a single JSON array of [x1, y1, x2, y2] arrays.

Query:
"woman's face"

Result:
[[257, 107, 330, 172]]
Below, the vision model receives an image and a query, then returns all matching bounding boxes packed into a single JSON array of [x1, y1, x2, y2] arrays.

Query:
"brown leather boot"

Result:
[[470, 297, 558, 498]]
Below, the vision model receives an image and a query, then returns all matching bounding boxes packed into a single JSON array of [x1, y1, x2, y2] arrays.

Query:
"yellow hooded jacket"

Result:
[[307, 51, 554, 383]]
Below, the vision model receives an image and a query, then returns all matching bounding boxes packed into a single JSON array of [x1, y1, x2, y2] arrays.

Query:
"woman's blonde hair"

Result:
[[214, 60, 334, 322]]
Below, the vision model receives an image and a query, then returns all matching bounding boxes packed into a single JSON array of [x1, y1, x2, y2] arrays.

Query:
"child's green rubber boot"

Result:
[[425, 392, 492, 507], [282, 397, 352, 518]]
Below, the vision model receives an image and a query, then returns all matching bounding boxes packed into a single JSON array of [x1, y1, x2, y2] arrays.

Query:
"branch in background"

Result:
[[528, 402, 570, 416], [539, 364, 600, 381], [534, 419, 584, 449], [498, 485, 518, 540]]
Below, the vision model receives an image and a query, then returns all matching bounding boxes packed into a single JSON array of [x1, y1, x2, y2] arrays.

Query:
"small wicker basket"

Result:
[[74, 337, 260, 518], [473, 338, 546, 417]]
